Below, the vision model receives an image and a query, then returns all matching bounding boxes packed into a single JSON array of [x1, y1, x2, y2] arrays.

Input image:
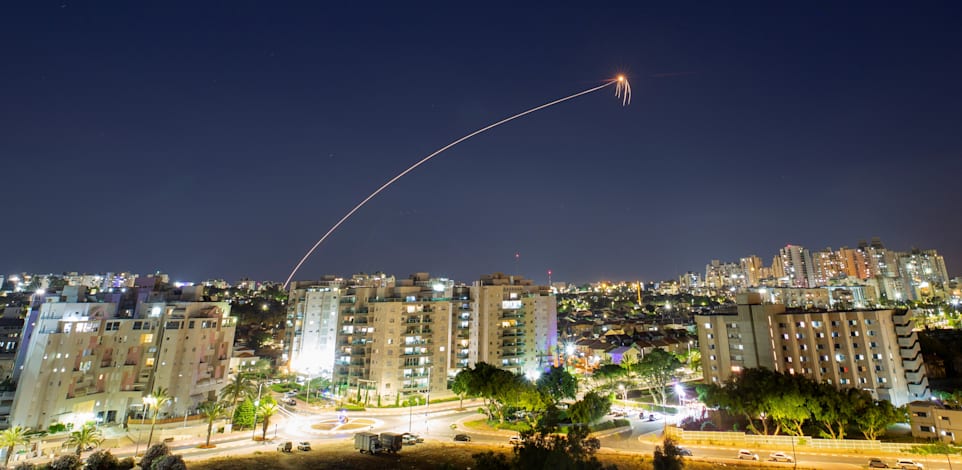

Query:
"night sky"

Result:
[[3, 3, 961, 285]]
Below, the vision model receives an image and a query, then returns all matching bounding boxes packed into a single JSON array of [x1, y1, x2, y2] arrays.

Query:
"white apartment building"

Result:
[[908, 401, 962, 443], [696, 293, 928, 407], [8, 296, 235, 430], [286, 272, 557, 404], [471, 273, 557, 377]]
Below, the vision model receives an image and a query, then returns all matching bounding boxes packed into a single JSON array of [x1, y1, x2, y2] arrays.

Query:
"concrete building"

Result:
[[908, 401, 962, 443], [695, 293, 928, 407], [6, 292, 235, 430], [287, 272, 557, 404], [776, 244, 816, 288], [898, 249, 950, 301], [471, 273, 557, 377]]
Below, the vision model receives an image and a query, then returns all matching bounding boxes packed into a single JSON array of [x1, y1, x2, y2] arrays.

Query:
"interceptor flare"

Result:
[[283, 75, 632, 288]]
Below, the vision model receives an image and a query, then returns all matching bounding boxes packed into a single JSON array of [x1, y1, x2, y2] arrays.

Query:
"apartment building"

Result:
[[7, 291, 235, 430], [471, 273, 557, 377], [287, 272, 557, 404], [908, 401, 962, 443], [696, 293, 928, 407], [329, 273, 454, 402]]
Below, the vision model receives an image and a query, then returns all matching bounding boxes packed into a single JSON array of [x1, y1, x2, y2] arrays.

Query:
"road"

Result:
[[26, 397, 955, 470]]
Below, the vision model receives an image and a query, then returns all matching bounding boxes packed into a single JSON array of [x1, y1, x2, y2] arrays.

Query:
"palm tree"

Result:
[[66, 424, 103, 456], [219, 373, 255, 424], [256, 402, 278, 441], [197, 401, 227, 448], [144, 387, 172, 450], [0, 426, 30, 469]]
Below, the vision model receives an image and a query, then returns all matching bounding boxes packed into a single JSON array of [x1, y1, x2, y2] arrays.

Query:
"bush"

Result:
[[150, 455, 186, 470], [49, 454, 83, 470], [48, 423, 69, 434], [139, 443, 170, 470], [117, 457, 135, 470], [13, 463, 37, 470], [84, 450, 119, 470]]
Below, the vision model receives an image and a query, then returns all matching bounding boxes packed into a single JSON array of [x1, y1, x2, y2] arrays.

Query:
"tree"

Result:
[[809, 385, 862, 439], [232, 398, 256, 429], [506, 425, 614, 470], [150, 455, 187, 470], [653, 437, 685, 470], [591, 364, 626, 390], [49, 455, 81, 470], [139, 443, 169, 470], [0, 426, 30, 469], [219, 374, 255, 423], [568, 391, 610, 425], [256, 401, 279, 440], [856, 400, 905, 440], [66, 424, 103, 456], [144, 387, 172, 450], [535, 366, 578, 403], [766, 374, 811, 436], [83, 450, 119, 470], [635, 348, 681, 407], [197, 401, 227, 447], [451, 369, 472, 410]]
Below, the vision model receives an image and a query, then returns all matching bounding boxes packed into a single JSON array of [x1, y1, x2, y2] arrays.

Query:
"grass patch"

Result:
[[590, 419, 630, 432]]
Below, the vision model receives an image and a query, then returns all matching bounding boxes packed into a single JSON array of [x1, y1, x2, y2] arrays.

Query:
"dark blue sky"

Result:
[[2, 3, 961, 284]]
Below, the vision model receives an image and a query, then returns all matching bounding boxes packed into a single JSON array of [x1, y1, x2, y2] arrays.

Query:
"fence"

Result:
[[674, 427, 923, 453]]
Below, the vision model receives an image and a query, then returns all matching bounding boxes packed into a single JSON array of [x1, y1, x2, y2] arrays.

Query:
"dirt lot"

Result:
[[188, 439, 745, 470]]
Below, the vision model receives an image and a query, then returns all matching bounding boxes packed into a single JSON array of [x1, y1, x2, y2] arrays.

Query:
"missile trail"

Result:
[[283, 76, 631, 288]]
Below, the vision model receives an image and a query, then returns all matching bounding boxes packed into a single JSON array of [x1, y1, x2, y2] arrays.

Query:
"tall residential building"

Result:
[[897, 249, 950, 300], [287, 272, 557, 404], [838, 247, 871, 279], [740, 256, 765, 287], [776, 244, 816, 288], [705, 260, 746, 293], [7, 290, 235, 430], [696, 293, 928, 407], [471, 273, 557, 377], [811, 247, 844, 285]]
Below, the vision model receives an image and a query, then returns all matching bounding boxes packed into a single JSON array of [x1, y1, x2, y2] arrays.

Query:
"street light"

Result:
[[142, 395, 158, 451]]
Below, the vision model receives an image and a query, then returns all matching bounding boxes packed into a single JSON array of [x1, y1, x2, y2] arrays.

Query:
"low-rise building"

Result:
[[908, 401, 962, 443]]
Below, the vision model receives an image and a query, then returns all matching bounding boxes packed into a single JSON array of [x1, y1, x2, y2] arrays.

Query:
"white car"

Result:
[[769, 452, 794, 462], [737, 449, 759, 460], [508, 436, 522, 445], [896, 459, 924, 470]]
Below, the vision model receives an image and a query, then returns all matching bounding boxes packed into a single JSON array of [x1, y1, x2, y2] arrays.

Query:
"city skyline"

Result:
[[3, 4, 961, 284]]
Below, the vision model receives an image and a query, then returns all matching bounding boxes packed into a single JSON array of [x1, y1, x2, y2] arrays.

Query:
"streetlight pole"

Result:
[[143, 395, 158, 450]]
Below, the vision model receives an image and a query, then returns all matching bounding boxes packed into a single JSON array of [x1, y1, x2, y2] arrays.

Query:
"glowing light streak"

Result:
[[284, 76, 632, 288]]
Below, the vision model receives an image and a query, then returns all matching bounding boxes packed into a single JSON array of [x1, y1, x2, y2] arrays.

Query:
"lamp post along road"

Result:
[[143, 395, 158, 450]]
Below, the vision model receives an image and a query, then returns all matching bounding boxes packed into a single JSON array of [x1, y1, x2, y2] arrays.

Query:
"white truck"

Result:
[[354, 431, 382, 454]]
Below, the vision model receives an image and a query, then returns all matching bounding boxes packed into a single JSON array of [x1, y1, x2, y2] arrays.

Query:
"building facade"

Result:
[[908, 401, 962, 443], [695, 293, 928, 407], [7, 294, 235, 430], [285, 272, 557, 404]]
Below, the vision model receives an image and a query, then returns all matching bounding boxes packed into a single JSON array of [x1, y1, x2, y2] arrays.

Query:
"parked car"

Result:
[[769, 451, 793, 462], [287, 399, 297, 406], [508, 436, 522, 445], [276, 441, 293, 453], [895, 459, 924, 469], [297, 441, 311, 451], [401, 434, 419, 445], [737, 449, 759, 460], [453, 434, 471, 442], [868, 458, 889, 468], [676, 447, 693, 456]]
